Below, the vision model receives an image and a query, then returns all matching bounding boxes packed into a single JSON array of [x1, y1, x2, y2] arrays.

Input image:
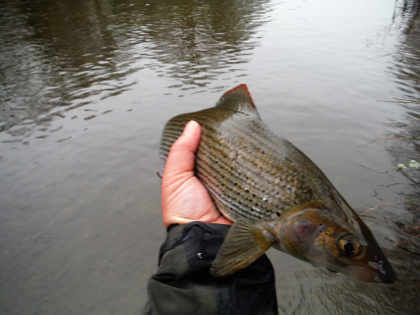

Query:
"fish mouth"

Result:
[[369, 254, 396, 283], [325, 248, 396, 283], [328, 256, 396, 283], [345, 260, 395, 283], [355, 215, 397, 283], [347, 246, 396, 283]]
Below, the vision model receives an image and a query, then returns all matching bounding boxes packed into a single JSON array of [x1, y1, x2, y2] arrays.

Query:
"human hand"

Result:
[[161, 120, 232, 227]]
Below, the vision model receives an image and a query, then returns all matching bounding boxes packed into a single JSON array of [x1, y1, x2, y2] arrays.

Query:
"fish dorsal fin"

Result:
[[210, 220, 274, 277], [216, 84, 260, 117]]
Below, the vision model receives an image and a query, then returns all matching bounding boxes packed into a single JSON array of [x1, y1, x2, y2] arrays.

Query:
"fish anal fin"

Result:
[[210, 220, 274, 277], [215, 84, 260, 117]]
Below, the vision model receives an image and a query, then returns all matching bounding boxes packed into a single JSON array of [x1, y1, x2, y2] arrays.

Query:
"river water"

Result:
[[0, 0, 419, 314]]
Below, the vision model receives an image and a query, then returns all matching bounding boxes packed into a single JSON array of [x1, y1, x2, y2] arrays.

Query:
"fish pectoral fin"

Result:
[[210, 220, 274, 277]]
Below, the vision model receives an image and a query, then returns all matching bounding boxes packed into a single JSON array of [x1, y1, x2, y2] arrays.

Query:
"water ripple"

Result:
[[0, 0, 272, 135]]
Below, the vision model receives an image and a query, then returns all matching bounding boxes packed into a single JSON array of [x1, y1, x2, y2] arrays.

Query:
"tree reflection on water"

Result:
[[0, 1, 419, 314], [0, 0, 271, 133], [389, 0, 420, 170], [386, 1, 420, 311], [388, 0, 419, 223]]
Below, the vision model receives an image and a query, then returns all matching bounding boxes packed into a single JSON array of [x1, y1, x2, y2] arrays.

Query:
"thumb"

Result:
[[163, 120, 201, 177]]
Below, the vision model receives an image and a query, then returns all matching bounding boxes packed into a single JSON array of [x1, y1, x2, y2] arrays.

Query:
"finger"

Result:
[[163, 120, 201, 176]]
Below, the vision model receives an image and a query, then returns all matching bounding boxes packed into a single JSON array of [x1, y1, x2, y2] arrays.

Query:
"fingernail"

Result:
[[184, 120, 198, 135]]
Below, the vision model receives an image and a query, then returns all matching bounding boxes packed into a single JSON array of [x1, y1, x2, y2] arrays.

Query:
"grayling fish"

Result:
[[160, 84, 396, 283]]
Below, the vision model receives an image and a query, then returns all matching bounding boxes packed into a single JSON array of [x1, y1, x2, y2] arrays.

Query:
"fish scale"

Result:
[[160, 84, 396, 283], [161, 105, 314, 223]]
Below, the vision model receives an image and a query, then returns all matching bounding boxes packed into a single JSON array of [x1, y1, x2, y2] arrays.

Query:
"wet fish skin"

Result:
[[161, 91, 313, 223], [160, 84, 396, 283]]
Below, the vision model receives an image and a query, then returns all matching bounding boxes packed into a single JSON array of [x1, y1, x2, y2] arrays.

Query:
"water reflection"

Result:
[[391, 0, 420, 101], [0, 0, 270, 135], [368, 3, 420, 313], [120, 0, 270, 88], [387, 0, 420, 197], [1, 0, 420, 314], [273, 2, 420, 314], [392, 0, 420, 34], [387, 0, 420, 261]]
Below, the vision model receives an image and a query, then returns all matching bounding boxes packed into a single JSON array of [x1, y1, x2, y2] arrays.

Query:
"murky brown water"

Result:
[[0, 0, 419, 314]]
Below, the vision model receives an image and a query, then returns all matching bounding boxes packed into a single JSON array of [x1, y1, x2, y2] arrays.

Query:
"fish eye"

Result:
[[337, 236, 361, 257]]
